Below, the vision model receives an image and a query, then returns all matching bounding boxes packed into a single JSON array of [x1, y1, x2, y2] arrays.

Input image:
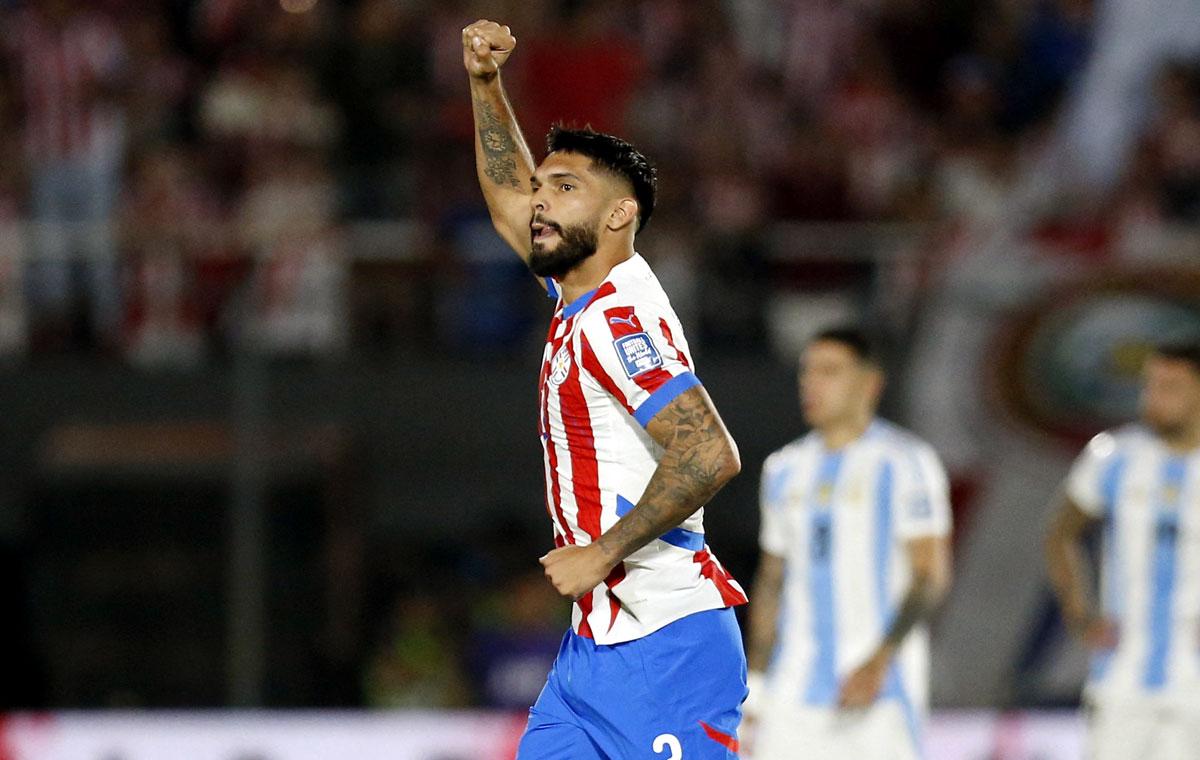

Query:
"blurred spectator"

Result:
[[122, 8, 192, 148], [934, 57, 1018, 228], [199, 57, 340, 149], [0, 73, 27, 358], [363, 591, 470, 708], [467, 569, 565, 710], [823, 40, 927, 217], [1110, 59, 1200, 263], [1006, 0, 1093, 129], [516, 0, 644, 145], [119, 144, 219, 367], [1147, 61, 1200, 222], [237, 149, 347, 357], [778, 0, 869, 105], [3, 0, 128, 352], [334, 0, 430, 217]]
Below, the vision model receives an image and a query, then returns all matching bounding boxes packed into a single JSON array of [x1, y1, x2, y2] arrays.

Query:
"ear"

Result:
[[606, 198, 639, 232]]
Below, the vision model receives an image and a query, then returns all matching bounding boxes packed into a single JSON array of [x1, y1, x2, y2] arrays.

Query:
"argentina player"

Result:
[[464, 19, 748, 760], [1047, 340, 1200, 760], [744, 328, 953, 759]]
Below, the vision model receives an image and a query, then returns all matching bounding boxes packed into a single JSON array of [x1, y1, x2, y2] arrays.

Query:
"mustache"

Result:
[[532, 216, 561, 232]]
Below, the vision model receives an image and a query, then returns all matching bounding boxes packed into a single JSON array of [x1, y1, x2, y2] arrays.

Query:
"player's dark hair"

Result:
[[546, 125, 657, 233], [811, 326, 882, 367], [1154, 338, 1200, 373]]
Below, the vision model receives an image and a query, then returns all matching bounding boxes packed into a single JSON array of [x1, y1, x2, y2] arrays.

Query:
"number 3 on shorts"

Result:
[[653, 733, 682, 759]]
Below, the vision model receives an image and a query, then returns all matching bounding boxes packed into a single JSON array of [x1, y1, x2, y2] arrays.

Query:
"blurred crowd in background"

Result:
[[1, 0, 1199, 711], [0, 0, 1194, 364]]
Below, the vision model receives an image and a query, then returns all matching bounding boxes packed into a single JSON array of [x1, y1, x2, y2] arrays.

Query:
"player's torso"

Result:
[[767, 428, 925, 700], [1091, 432, 1200, 697], [536, 285, 678, 549], [535, 259, 743, 644]]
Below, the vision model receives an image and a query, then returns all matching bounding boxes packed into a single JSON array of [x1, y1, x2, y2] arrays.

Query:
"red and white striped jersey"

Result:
[[539, 253, 746, 644], [4, 9, 126, 163]]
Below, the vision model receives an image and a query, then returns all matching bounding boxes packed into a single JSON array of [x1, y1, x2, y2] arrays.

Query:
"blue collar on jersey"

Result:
[[562, 286, 601, 319]]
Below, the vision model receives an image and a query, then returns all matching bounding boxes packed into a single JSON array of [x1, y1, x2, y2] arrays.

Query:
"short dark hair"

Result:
[[546, 125, 657, 232], [1154, 338, 1200, 372], [810, 326, 882, 366]]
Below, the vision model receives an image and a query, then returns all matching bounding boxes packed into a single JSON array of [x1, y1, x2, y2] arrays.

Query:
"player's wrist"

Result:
[[468, 68, 500, 84], [1064, 605, 1096, 634], [591, 535, 625, 567]]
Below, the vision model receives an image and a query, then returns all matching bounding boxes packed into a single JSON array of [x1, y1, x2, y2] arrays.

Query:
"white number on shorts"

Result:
[[653, 733, 682, 759]]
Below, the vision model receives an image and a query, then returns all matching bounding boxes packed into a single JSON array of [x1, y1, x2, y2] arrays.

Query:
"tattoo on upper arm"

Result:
[[596, 388, 736, 562], [476, 100, 521, 189], [646, 387, 731, 486]]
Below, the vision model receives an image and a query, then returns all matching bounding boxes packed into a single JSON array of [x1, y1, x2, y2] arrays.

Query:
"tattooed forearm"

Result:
[[594, 387, 740, 564], [476, 100, 522, 188], [883, 575, 943, 649]]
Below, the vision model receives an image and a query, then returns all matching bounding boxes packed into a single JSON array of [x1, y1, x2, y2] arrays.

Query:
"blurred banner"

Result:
[[1, 710, 1086, 760]]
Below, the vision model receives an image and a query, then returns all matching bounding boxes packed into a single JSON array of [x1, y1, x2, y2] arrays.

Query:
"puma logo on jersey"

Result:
[[609, 315, 637, 327]]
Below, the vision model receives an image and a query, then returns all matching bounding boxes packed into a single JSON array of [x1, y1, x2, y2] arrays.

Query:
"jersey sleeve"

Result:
[[759, 455, 791, 557], [577, 304, 700, 428], [894, 444, 953, 540], [1065, 432, 1117, 517]]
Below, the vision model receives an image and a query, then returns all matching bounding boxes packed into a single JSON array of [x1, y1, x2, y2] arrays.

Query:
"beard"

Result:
[[528, 221, 599, 279]]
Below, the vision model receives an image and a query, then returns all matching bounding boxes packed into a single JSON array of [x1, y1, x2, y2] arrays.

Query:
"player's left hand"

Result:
[[837, 648, 891, 710], [539, 544, 614, 600]]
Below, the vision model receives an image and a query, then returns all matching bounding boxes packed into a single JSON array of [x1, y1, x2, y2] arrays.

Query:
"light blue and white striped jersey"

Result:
[[1066, 425, 1200, 701], [759, 420, 952, 723]]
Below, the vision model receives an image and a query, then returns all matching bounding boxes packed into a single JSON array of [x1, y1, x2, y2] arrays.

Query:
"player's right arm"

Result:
[[463, 19, 537, 265], [744, 549, 783, 728], [746, 551, 784, 675], [1045, 495, 1117, 649], [743, 456, 792, 721]]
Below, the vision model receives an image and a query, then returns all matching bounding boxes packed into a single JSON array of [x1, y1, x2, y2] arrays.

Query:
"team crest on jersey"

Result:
[[549, 345, 572, 385], [614, 332, 663, 377]]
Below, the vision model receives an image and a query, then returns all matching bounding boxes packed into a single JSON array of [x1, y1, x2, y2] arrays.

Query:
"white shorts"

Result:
[[1087, 693, 1200, 760], [750, 699, 920, 760]]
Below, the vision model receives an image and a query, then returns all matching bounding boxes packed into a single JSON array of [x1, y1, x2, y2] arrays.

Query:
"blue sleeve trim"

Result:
[[632, 371, 701, 428], [616, 495, 705, 551], [659, 525, 706, 551]]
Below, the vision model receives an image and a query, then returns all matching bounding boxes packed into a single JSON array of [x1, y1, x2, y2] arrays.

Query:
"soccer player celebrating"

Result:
[[744, 328, 952, 759], [1047, 340, 1200, 760], [463, 20, 748, 759]]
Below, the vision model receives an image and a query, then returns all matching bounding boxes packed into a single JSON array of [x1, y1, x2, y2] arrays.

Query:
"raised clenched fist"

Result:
[[462, 19, 516, 79]]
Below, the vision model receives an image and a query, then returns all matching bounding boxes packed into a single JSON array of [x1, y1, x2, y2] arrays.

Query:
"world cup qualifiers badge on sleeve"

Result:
[[614, 333, 663, 378]]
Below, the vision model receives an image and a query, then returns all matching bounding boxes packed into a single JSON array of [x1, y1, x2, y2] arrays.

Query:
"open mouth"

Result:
[[531, 219, 560, 243]]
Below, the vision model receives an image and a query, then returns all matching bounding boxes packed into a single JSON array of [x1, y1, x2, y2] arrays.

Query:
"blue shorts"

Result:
[[517, 607, 747, 760]]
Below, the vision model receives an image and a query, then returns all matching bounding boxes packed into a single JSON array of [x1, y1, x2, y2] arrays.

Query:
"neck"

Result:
[[558, 240, 635, 305], [820, 414, 873, 451]]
